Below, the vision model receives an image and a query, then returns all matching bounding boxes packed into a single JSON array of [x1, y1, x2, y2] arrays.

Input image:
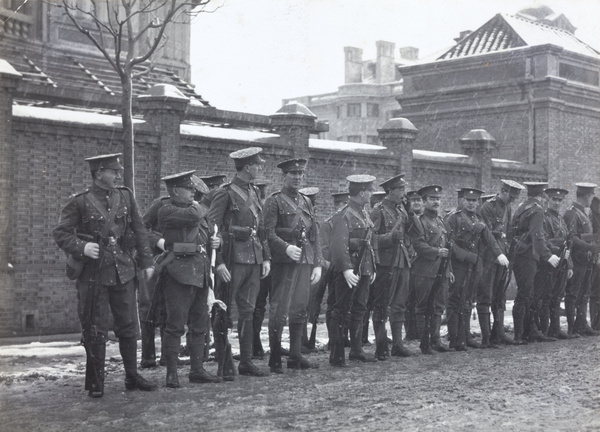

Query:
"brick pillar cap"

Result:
[[460, 129, 496, 143], [273, 102, 317, 118], [378, 117, 417, 132], [0, 59, 22, 78], [137, 84, 189, 102]]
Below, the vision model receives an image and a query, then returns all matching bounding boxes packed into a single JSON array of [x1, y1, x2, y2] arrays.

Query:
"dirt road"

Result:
[[0, 322, 598, 432]]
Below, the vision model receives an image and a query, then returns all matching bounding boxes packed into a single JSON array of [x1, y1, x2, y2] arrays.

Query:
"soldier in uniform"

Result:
[[590, 196, 600, 330], [208, 147, 271, 377], [534, 188, 574, 339], [199, 175, 227, 205], [327, 175, 378, 366], [563, 183, 599, 337], [405, 190, 423, 341], [478, 179, 525, 345], [409, 185, 453, 355], [264, 160, 323, 372], [445, 188, 508, 350], [156, 172, 222, 387], [511, 182, 561, 344], [369, 174, 414, 359], [53, 153, 157, 397]]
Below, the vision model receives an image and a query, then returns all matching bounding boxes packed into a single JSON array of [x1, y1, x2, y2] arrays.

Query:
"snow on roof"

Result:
[[12, 104, 142, 127], [413, 149, 469, 160], [309, 138, 386, 153], [492, 157, 522, 164], [180, 123, 279, 143]]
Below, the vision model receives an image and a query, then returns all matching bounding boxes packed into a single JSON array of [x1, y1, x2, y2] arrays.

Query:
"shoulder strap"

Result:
[[85, 191, 121, 238]]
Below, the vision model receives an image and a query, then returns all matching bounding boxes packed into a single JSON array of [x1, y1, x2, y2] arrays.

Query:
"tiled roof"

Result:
[[2, 40, 210, 108], [438, 13, 599, 60]]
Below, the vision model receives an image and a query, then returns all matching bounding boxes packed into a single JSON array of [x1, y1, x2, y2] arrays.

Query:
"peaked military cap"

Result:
[[347, 174, 376, 192], [481, 193, 495, 203], [523, 182, 548, 196], [370, 191, 387, 205], [277, 158, 307, 173], [162, 171, 209, 194], [229, 147, 265, 169], [199, 174, 227, 188], [456, 188, 465, 198], [406, 190, 422, 200], [501, 179, 525, 196], [331, 191, 350, 204], [299, 186, 319, 197], [575, 182, 597, 194], [461, 187, 485, 198], [544, 188, 569, 199], [85, 153, 123, 171], [379, 174, 407, 191], [418, 185, 443, 198]]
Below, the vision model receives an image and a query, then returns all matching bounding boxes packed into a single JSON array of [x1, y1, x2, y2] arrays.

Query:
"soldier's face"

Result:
[[424, 195, 441, 212], [283, 170, 304, 191], [410, 198, 423, 213], [172, 186, 195, 204], [464, 197, 478, 212], [548, 197, 563, 212], [245, 163, 262, 180], [95, 168, 122, 190]]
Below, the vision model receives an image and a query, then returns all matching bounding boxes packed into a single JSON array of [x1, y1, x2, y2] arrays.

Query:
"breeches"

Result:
[[327, 272, 371, 326], [269, 263, 311, 328], [163, 274, 208, 339], [412, 274, 446, 316]]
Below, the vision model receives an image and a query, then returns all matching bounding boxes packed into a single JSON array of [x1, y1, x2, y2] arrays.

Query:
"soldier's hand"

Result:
[[156, 238, 166, 251], [210, 235, 221, 250], [567, 269, 573, 279], [496, 254, 509, 267], [216, 264, 231, 282], [310, 266, 322, 285], [286, 245, 303, 262], [370, 272, 376, 285], [563, 249, 570, 260], [261, 260, 271, 279], [143, 267, 155, 281], [343, 269, 359, 288], [207, 288, 227, 312], [448, 271, 455, 284], [438, 247, 449, 258], [473, 222, 487, 234], [547, 254, 560, 268], [84, 242, 100, 259]]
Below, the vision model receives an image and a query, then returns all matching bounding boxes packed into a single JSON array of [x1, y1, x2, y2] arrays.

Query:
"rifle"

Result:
[[425, 241, 451, 339], [353, 226, 373, 277]]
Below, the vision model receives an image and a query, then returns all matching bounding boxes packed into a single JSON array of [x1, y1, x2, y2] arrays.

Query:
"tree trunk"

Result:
[[121, 72, 135, 195]]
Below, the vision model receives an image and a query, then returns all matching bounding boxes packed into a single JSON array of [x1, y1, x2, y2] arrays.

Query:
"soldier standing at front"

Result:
[[208, 147, 271, 377], [369, 174, 413, 359], [445, 188, 508, 350], [157, 172, 222, 387], [563, 183, 599, 337], [409, 185, 453, 355], [264, 159, 323, 372], [511, 182, 561, 344], [478, 179, 525, 345], [53, 153, 157, 398], [327, 175, 378, 366]]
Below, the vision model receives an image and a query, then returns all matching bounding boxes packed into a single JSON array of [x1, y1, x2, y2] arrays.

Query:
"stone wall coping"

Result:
[[180, 123, 279, 143], [309, 138, 386, 154], [12, 105, 144, 128]]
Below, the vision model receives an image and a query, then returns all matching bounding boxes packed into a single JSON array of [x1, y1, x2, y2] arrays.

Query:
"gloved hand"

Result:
[[496, 254, 509, 267], [343, 269, 359, 288], [310, 267, 322, 285], [547, 254, 560, 268], [84, 242, 100, 259], [216, 264, 231, 282], [286, 245, 302, 262]]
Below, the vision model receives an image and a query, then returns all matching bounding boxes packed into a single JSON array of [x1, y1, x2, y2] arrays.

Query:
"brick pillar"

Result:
[[459, 129, 497, 192], [270, 102, 318, 160], [377, 118, 418, 186], [137, 84, 189, 196], [0, 60, 21, 270]]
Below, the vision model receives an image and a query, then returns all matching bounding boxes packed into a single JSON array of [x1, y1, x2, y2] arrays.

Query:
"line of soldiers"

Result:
[[54, 150, 599, 397]]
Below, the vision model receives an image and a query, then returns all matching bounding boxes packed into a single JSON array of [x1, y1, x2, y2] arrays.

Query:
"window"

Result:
[[367, 103, 379, 118], [366, 135, 379, 144], [347, 135, 361, 143], [347, 103, 361, 117]]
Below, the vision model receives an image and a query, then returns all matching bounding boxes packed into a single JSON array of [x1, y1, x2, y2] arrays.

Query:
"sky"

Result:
[[189, 0, 600, 115]]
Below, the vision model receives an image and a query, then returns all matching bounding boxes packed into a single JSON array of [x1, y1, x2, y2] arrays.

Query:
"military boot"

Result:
[[252, 308, 265, 359], [511, 304, 528, 345], [120, 337, 158, 391], [288, 323, 319, 369], [430, 315, 451, 352], [416, 315, 434, 355], [85, 338, 105, 398], [163, 334, 181, 388], [306, 322, 318, 350], [362, 313, 371, 345], [575, 305, 600, 336], [494, 309, 518, 345], [373, 320, 389, 361], [238, 320, 267, 377], [547, 303, 569, 339], [447, 310, 465, 351], [140, 322, 157, 368], [348, 321, 377, 362], [189, 333, 222, 383], [538, 301, 551, 336], [565, 300, 580, 338], [478, 312, 498, 348], [268, 325, 284, 373], [590, 298, 600, 331], [390, 321, 411, 357], [327, 317, 346, 367], [465, 311, 482, 349]]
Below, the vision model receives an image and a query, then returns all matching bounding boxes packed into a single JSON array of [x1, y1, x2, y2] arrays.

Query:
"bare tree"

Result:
[[55, 0, 212, 193]]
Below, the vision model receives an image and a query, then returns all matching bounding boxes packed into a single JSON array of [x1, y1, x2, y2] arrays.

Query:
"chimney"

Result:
[[376, 40, 395, 84], [398, 46, 419, 61], [344, 46, 363, 84]]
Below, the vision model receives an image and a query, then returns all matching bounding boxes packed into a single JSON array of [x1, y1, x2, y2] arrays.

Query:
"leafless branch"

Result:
[[132, 64, 154, 79]]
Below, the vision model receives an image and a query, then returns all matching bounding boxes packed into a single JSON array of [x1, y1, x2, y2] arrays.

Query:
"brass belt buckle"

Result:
[[108, 236, 117, 246]]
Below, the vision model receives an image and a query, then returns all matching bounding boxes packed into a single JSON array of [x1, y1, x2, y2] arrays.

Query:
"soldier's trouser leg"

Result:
[[512, 257, 536, 344], [163, 333, 181, 388], [371, 270, 391, 360], [327, 273, 350, 366], [252, 275, 269, 358], [140, 322, 157, 368], [390, 320, 411, 357], [591, 267, 600, 330], [479, 312, 496, 348], [188, 332, 221, 383], [430, 314, 450, 352], [574, 265, 598, 336], [416, 314, 433, 355], [348, 276, 376, 362]]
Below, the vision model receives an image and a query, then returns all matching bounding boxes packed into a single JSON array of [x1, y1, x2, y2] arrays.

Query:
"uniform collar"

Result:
[[232, 174, 250, 188], [573, 201, 586, 212], [91, 183, 114, 196], [348, 199, 366, 212], [423, 208, 438, 217], [547, 208, 559, 216], [281, 185, 299, 199]]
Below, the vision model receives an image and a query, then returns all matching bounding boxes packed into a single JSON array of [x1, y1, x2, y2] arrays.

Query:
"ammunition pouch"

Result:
[[230, 226, 253, 241]]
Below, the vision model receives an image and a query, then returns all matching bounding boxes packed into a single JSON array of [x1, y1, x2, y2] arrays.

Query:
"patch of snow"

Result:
[[13, 105, 143, 128], [180, 124, 279, 142]]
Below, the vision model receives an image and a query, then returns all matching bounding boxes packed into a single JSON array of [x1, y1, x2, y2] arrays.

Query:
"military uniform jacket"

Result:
[[563, 202, 598, 264], [479, 195, 512, 259], [53, 184, 153, 286], [543, 208, 573, 269], [330, 200, 376, 276], [264, 186, 324, 266], [208, 175, 271, 266], [409, 208, 449, 278], [446, 208, 502, 268], [370, 197, 412, 269], [143, 196, 169, 256], [510, 197, 552, 262], [157, 200, 209, 287]]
